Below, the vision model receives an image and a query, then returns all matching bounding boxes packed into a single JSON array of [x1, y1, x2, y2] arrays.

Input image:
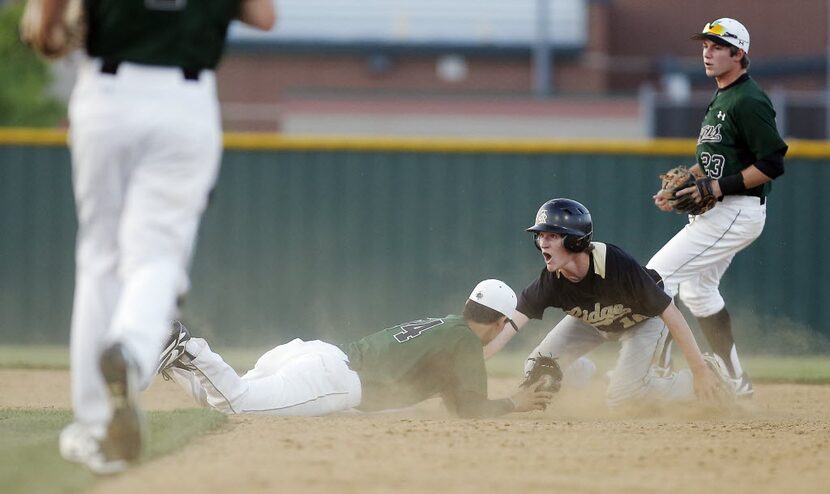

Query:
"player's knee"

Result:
[[118, 257, 186, 287], [562, 357, 596, 390]]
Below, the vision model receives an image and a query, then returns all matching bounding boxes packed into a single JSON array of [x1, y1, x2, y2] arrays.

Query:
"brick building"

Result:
[[213, 0, 828, 136]]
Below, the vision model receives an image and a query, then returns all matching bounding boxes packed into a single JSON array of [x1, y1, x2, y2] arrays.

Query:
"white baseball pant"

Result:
[[647, 196, 766, 317], [169, 338, 363, 415], [68, 58, 221, 430], [525, 315, 694, 408]]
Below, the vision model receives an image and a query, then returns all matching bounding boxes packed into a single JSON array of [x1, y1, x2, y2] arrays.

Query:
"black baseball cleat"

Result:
[[156, 320, 194, 380], [99, 343, 143, 469]]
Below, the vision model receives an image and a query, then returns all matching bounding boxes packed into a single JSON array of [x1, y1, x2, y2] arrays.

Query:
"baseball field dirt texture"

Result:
[[2, 368, 828, 494]]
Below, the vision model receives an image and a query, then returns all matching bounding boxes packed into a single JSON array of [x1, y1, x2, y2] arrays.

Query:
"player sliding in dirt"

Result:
[[484, 198, 739, 408], [157, 280, 552, 417]]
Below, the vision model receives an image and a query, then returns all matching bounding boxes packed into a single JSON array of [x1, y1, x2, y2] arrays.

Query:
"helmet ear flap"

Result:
[[563, 232, 592, 253], [533, 231, 591, 252], [562, 235, 579, 253]]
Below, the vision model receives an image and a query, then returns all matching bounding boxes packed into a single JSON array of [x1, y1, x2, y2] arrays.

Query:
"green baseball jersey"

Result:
[[696, 74, 788, 198], [339, 315, 513, 418], [85, 0, 240, 69]]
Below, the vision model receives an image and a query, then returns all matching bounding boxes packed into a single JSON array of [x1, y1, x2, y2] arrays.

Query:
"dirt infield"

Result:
[[4, 369, 829, 494]]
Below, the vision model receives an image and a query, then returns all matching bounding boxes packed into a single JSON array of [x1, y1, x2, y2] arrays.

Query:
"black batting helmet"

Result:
[[527, 198, 593, 253]]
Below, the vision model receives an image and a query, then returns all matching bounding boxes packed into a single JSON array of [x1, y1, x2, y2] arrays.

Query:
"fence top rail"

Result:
[[2, 128, 828, 158]]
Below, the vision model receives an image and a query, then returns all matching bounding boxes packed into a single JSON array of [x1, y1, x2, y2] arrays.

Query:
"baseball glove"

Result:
[[520, 354, 563, 394], [657, 166, 717, 215], [19, 0, 85, 60]]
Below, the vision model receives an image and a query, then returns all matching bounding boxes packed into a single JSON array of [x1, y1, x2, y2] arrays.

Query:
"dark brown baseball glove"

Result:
[[520, 354, 563, 393]]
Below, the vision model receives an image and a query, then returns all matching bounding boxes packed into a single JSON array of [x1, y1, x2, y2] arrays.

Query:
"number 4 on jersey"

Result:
[[392, 319, 444, 342]]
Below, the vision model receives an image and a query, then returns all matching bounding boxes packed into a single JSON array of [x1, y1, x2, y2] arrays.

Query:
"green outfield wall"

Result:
[[1, 130, 827, 348]]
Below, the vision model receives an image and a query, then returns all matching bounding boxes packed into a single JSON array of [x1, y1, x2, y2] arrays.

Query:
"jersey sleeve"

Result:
[[441, 333, 515, 418], [516, 272, 552, 320], [629, 266, 671, 316], [735, 95, 788, 160], [612, 249, 671, 317]]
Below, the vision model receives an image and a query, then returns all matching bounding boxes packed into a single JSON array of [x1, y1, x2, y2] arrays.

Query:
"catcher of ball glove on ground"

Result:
[[657, 166, 717, 215], [19, 0, 85, 60], [520, 354, 563, 394]]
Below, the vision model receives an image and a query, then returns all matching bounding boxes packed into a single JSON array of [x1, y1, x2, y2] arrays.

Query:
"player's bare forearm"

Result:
[[660, 303, 706, 374], [483, 312, 528, 359], [660, 303, 723, 401], [665, 304, 731, 402], [660, 303, 729, 400], [238, 0, 276, 30], [741, 165, 773, 188]]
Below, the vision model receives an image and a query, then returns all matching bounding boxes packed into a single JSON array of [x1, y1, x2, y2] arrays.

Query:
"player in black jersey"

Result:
[[485, 198, 733, 407]]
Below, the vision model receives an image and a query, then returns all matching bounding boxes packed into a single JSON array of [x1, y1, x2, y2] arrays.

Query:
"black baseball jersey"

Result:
[[697, 74, 788, 199], [517, 243, 671, 332], [339, 315, 513, 418], [85, 0, 240, 69]]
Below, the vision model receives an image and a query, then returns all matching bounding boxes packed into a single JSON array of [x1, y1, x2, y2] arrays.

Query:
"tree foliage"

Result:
[[0, 1, 66, 127]]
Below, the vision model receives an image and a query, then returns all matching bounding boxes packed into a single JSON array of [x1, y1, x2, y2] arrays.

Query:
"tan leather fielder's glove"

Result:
[[19, 0, 85, 60], [657, 166, 717, 215]]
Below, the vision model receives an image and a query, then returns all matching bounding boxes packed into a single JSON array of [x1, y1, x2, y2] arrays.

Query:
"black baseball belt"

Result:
[[100, 59, 201, 81]]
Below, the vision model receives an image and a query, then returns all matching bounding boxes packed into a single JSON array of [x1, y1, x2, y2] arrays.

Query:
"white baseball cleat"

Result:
[[157, 320, 194, 380], [735, 372, 754, 399]]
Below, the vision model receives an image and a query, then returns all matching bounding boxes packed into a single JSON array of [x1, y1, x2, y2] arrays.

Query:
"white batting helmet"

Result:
[[468, 279, 516, 318], [693, 18, 750, 53]]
